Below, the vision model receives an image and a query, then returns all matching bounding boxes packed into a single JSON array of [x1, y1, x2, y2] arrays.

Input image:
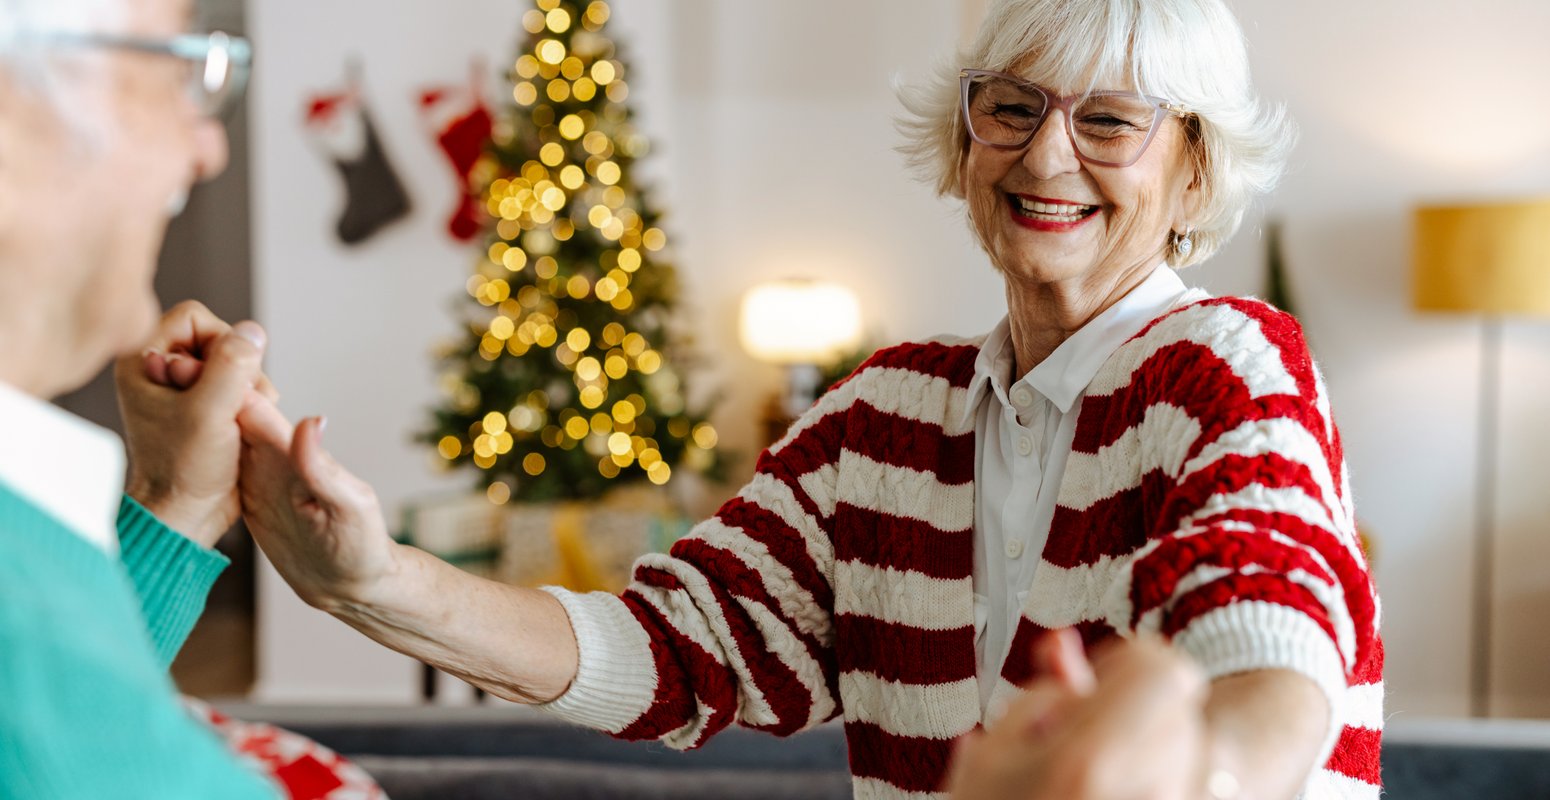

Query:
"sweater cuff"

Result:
[[1173, 600, 1348, 768], [117, 495, 230, 668], [536, 587, 658, 733]]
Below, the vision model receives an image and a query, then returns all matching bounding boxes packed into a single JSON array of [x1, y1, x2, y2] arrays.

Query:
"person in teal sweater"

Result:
[[0, 0, 280, 795]]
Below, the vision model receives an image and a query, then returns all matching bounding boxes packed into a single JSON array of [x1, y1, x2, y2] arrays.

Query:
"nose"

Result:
[[1021, 109, 1081, 179], [191, 117, 230, 182]]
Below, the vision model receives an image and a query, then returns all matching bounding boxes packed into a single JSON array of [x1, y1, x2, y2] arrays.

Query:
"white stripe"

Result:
[[736, 596, 837, 728], [625, 561, 730, 667], [1179, 484, 1341, 541], [741, 471, 835, 584], [1089, 301, 1299, 399], [1341, 681, 1385, 731], [1020, 557, 1124, 628], [853, 776, 947, 800], [769, 373, 862, 457], [837, 451, 974, 533], [1299, 766, 1381, 800], [1058, 403, 1201, 510], [839, 671, 980, 740], [1180, 416, 1342, 518], [659, 701, 720, 751], [835, 560, 973, 630], [797, 463, 841, 519], [693, 517, 831, 644], [852, 366, 977, 437]]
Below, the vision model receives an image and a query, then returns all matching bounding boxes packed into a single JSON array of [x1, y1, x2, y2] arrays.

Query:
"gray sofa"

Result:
[[226, 705, 1550, 799]]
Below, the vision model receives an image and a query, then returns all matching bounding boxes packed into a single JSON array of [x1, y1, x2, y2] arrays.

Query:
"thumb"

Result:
[[290, 416, 354, 508], [1036, 628, 1097, 696], [188, 321, 267, 411], [237, 391, 294, 452]]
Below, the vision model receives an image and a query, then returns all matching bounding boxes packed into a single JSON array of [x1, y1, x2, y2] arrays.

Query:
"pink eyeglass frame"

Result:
[[959, 68, 1191, 168]]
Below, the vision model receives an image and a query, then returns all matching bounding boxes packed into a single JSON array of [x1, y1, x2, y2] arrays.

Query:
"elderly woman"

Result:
[[233, 0, 1381, 798]]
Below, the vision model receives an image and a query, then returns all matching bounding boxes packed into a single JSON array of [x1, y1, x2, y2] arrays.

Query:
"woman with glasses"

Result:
[[234, 0, 1382, 797]]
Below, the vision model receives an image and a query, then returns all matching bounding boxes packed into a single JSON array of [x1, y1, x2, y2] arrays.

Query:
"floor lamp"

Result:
[[1412, 198, 1550, 717]]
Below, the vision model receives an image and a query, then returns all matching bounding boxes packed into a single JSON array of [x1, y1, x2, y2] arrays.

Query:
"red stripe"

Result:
[[1130, 527, 1336, 624], [833, 503, 974, 579], [835, 614, 976, 685], [844, 721, 955, 793], [1189, 508, 1378, 673], [1325, 724, 1383, 786], [616, 583, 733, 743], [845, 401, 976, 485], [668, 538, 828, 735], [1161, 574, 1340, 660], [714, 496, 835, 614], [1158, 452, 1331, 532], [1353, 635, 1385, 686], [1044, 472, 1175, 567], [838, 341, 980, 391]]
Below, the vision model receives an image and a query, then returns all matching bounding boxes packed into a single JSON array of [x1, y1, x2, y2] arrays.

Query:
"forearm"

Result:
[[1203, 669, 1330, 800], [321, 543, 579, 704]]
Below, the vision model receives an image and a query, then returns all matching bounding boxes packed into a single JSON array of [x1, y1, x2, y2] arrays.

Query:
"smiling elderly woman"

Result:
[[229, 0, 1382, 798]]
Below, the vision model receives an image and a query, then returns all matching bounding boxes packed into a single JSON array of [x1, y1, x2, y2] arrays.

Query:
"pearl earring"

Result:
[[1174, 227, 1194, 259]]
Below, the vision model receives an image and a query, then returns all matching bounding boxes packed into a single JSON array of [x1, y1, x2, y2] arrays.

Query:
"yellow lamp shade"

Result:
[[1413, 199, 1550, 316], [739, 279, 863, 365]]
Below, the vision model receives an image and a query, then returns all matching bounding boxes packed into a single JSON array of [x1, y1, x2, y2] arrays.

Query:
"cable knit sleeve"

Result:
[[1101, 299, 1382, 778], [538, 355, 887, 749]]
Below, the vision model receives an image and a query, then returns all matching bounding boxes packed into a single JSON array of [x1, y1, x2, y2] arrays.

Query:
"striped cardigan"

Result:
[[543, 295, 1383, 799]]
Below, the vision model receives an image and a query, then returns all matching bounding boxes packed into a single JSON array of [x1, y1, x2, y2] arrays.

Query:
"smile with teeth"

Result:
[[1009, 195, 1098, 222]]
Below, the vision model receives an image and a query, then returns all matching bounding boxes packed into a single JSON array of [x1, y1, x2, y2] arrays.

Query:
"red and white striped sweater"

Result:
[[543, 295, 1383, 799]]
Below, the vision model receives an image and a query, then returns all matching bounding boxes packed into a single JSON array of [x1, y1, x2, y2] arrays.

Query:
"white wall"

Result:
[[250, 0, 1550, 716]]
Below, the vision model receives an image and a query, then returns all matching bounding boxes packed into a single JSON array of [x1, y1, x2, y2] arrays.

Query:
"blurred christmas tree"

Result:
[[424, 0, 720, 504]]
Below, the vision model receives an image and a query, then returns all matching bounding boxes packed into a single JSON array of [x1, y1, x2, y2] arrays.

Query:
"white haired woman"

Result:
[[234, 0, 1382, 798]]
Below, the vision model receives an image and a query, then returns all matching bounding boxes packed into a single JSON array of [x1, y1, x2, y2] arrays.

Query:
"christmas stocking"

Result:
[[418, 83, 494, 242], [305, 88, 412, 246]]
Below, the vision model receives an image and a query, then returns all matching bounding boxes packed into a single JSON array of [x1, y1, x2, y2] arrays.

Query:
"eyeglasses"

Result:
[[959, 69, 1189, 168], [27, 30, 252, 119]]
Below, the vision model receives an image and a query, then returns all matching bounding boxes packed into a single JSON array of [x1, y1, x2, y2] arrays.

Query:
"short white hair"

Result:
[[896, 0, 1294, 267], [0, 0, 125, 116]]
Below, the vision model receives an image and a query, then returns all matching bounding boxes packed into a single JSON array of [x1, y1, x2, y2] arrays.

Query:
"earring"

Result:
[[1173, 227, 1194, 259]]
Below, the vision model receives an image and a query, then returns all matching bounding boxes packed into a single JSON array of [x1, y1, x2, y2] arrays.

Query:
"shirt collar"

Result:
[[964, 264, 1189, 422], [0, 380, 124, 555]]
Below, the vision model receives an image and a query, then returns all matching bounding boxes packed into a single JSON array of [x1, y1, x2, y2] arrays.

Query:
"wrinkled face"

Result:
[[959, 74, 1200, 293], [0, 0, 229, 392]]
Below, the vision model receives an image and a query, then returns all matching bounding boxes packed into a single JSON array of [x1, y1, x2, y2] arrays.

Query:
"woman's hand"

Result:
[[236, 395, 401, 609], [115, 301, 276, 548], [945, 631, 1210, 800]]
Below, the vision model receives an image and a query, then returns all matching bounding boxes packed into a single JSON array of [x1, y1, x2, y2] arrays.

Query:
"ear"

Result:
[[1169, 117, 1207, 234]]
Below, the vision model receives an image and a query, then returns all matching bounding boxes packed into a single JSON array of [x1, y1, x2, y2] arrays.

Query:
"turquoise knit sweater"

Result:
[[0, 480, 277, 799]]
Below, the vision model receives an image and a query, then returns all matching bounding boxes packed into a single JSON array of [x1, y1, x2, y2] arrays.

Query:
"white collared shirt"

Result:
[[0, 380, 125, 555], [967, 265, 1191, 712]]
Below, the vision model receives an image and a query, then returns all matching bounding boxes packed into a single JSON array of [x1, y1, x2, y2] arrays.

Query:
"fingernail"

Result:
[[317, 416, 329, 435], [233, 321, 267, 349], [142, 347, 163, 358]]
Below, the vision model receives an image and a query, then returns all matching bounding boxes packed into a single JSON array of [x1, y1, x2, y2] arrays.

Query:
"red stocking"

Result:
[[419, 74, 494, 243]]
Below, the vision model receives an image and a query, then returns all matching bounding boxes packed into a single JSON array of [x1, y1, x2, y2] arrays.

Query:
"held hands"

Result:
[[945, 631, 1212, 800], [116, 301, 278, 548]]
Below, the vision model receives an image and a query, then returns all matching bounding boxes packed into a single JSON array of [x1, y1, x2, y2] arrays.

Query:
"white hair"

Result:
[[896, 0, 1294, 267], [0, 0, 125, 128]]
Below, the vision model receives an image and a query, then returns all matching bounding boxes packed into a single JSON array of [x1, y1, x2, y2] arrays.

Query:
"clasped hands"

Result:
[[118, 304, 1232, 800], [116, 302, 400, 610]]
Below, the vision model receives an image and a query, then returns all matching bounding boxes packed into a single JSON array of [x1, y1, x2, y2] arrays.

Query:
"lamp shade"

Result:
[[739, 279, 863, 365], [1413, 199, 1550, 316]]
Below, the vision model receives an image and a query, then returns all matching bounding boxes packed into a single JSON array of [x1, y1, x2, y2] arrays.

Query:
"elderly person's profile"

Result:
[[1, 0, 1381, 797], [235, 0, 1381, 798]]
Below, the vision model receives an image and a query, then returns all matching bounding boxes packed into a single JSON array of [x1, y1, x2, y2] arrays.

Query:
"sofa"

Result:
[[224, 704, 1550, 799]]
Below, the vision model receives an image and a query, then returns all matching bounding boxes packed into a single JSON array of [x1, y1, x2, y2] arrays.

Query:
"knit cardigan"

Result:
[[544, 295, 1384, 799]]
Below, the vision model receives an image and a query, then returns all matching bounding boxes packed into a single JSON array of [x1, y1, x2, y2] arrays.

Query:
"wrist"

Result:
[[126, 480, 228, 549], [313, 541, 412, 614]]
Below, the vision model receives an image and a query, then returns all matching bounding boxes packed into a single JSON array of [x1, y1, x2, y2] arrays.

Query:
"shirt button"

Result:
[[1011, 387, 1035, 408], [1006, 539, 1024, 559], [1016, 435, 1034, 457]]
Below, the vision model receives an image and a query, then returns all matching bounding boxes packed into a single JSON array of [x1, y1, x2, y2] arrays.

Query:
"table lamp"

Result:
[[739, 279, 863, 419], [1412, 197, 1550, 717]]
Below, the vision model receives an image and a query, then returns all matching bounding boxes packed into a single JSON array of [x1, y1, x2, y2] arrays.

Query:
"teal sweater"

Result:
[[0, 481, 277, 799]]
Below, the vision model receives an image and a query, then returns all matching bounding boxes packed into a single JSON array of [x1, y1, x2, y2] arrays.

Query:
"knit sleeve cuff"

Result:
[[1172, 600, 1348, 768], [117, 494, 230, 668], [536, 586, 658, 734]]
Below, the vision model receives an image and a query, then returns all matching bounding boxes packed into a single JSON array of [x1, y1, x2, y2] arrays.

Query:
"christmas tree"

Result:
[[424, 0, 719, 504]]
